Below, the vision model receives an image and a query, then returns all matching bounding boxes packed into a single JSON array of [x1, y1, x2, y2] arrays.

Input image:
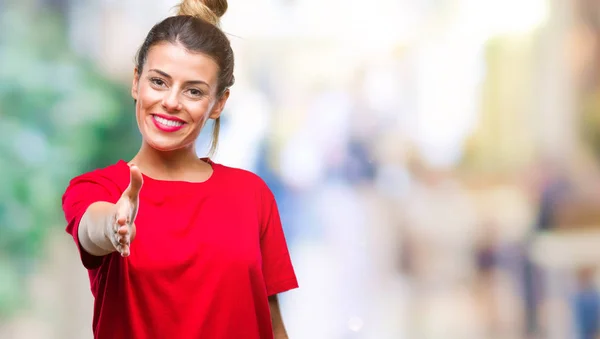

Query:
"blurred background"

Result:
[[3, 0, 600, 338]]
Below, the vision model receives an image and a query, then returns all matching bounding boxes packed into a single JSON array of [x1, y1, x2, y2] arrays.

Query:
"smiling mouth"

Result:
[[151, 114, 186, 132], [152, 115, 184, 127]]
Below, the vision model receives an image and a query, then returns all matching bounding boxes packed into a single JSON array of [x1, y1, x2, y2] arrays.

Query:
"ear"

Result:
[[131, 67, 140, 101], [208, 89, 230, 120]]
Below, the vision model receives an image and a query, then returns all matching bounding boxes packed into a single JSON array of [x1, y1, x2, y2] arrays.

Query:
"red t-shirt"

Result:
[[62, 159, 298, 339]]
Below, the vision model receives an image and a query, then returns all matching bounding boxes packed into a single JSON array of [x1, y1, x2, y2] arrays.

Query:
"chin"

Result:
[[148, 143, 178, 152], [146, 138, 188, 152], [144, 131, 199, 153], [140, 122, 193, 153]]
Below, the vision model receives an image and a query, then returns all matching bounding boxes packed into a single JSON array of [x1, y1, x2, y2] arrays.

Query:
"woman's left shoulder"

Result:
[[213, 163, 271, 193]]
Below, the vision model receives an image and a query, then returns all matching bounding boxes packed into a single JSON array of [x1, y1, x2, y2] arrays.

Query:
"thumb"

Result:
[[125, 164, 144, 200]]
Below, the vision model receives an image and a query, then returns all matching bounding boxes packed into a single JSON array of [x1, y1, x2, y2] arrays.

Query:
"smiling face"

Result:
[[131, 41, 229, 152]]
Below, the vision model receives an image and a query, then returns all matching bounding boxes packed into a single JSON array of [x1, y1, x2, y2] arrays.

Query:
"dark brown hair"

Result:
[[135, 0, 234, 155]]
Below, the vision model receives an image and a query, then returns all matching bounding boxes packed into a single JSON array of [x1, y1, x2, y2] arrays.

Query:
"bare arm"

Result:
[[269, 294, 289, 339], [77, 165, 142, 257], [78, 201, 119, 256]]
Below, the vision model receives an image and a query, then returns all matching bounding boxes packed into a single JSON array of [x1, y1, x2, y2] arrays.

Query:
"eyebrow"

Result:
[[148, 69, 211, 88]]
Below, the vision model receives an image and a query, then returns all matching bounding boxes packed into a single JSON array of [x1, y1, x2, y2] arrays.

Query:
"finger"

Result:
[[117, 225, 129, 235], [115, 238, 129, 251], [122, 240, 131, 256], [115, 226, 131, 249], [113, 231, 126, 246], [125, 165, 144, 200], [118, 233, 129, 245], [116, 216, 127, 226], [118, 243, 130, 257], [113, 214, 127, 236]]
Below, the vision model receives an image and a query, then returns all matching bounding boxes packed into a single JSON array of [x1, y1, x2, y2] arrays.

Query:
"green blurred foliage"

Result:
[[0, 5, 140, 317]]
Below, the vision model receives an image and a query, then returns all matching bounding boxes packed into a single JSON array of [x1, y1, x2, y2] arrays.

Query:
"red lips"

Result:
[[151, 114, 186, 132]]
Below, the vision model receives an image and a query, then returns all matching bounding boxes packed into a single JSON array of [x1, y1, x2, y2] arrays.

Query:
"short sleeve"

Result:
[[260, 189, 299, 296], [62, 172, 121, 270]]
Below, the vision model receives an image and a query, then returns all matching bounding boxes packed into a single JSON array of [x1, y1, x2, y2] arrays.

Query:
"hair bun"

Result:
[[177, 0, 228, 26]]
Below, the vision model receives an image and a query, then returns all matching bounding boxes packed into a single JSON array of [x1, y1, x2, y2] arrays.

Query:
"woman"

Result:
[[61, 1, 298, 338]]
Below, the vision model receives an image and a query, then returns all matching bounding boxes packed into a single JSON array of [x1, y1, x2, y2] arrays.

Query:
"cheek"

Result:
[[137, 85, 161, 109], [187, 102, 213, 124], [135, 100, 147, 127]]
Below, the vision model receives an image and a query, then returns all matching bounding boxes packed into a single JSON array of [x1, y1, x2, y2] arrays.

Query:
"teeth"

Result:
[[153, 115, 183, 127]]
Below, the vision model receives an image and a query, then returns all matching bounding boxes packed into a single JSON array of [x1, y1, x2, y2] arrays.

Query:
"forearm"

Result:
[[78, 201, 117, 256], [269, 295, 289, 339]]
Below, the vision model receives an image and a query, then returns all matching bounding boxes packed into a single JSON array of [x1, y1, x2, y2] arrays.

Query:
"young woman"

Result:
[[61, 1, 298, 338]]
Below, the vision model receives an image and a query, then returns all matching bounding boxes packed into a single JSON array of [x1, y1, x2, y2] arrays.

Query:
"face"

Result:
[[131, 41, 229, 152]]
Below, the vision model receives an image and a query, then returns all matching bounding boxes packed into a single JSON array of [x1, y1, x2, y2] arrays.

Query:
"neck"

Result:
[[130, 142, 209, 180]]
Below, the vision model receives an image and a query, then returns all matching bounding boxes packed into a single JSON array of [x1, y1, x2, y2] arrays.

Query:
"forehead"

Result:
[[144, 42, 219, 85]]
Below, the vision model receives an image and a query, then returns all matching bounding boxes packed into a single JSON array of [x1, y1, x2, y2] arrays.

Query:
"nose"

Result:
[[161, 89, 182, 112]]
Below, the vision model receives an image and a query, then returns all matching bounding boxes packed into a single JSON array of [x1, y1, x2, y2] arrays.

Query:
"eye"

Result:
[[187, 88, 205, 97], [150, 78, 166, 87]]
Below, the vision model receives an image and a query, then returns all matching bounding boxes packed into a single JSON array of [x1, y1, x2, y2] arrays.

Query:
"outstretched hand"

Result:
[[109, 164, 143, 257]]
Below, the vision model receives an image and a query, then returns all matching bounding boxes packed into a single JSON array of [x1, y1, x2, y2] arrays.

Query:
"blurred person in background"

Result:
[[60, 1, 297, 338], [572, 267, 600, 339], [524, 158, 571, 338], [473, 222, 503, 337]]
